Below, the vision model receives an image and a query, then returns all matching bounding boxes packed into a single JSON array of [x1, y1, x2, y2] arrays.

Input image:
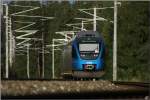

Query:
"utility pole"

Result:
[[0, 1, 2, 80], [113, 0, 117, 81], [4, 4, 54, 79], [52, 39, 55, 79], [9, 17, 13, 68], [78, 7, 114, 32], [42, 31, 45, 78], [93, 7, 96, 31], [41, 0, 45, 79], [51, 38, 68, 79], [37, 50, 40, 78], [81, 20, 84, 31], [26, 44, 30, 79], [4, 4, 9, 78]]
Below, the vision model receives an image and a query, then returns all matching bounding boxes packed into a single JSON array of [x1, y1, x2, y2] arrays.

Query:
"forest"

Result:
[[1, 1, 150, 82]]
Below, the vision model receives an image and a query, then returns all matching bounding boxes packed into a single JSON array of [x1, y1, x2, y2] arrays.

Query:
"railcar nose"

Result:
[[83, 64, 96, 71]]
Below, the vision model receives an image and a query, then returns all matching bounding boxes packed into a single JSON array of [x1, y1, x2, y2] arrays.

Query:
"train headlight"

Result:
[[94, 54, 98, 57], [81, 54, 85, 57]]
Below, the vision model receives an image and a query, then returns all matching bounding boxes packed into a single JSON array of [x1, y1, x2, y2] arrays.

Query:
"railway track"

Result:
[[1, 79, 150, 99]]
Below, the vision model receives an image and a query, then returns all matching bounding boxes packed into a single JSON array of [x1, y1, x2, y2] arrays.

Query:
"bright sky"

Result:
[[3, 0, 75, 4]]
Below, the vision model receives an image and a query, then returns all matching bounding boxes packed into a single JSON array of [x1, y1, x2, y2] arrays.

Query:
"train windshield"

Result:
[[79, 43, 99, 53]]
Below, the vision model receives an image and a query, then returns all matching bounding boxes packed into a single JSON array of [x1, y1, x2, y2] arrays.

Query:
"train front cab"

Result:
[[72, 35, 105, 78]]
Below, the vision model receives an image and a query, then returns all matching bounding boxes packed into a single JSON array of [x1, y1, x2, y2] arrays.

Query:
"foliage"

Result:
[[1, 1, 149, 82], [117, 2, 150, 82]]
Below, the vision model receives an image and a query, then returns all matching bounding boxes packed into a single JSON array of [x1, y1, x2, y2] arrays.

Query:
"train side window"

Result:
[[100, 44, 105, 58], [72, 46, 77, 58]]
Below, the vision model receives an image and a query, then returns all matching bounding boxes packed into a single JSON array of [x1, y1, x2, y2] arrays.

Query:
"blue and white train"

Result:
[[62, 31, 105, 78], [71, 30, 105, 78]]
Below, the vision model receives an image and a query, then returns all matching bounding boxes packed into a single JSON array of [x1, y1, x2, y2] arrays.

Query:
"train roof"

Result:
[[76, 30, 101, 38]]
